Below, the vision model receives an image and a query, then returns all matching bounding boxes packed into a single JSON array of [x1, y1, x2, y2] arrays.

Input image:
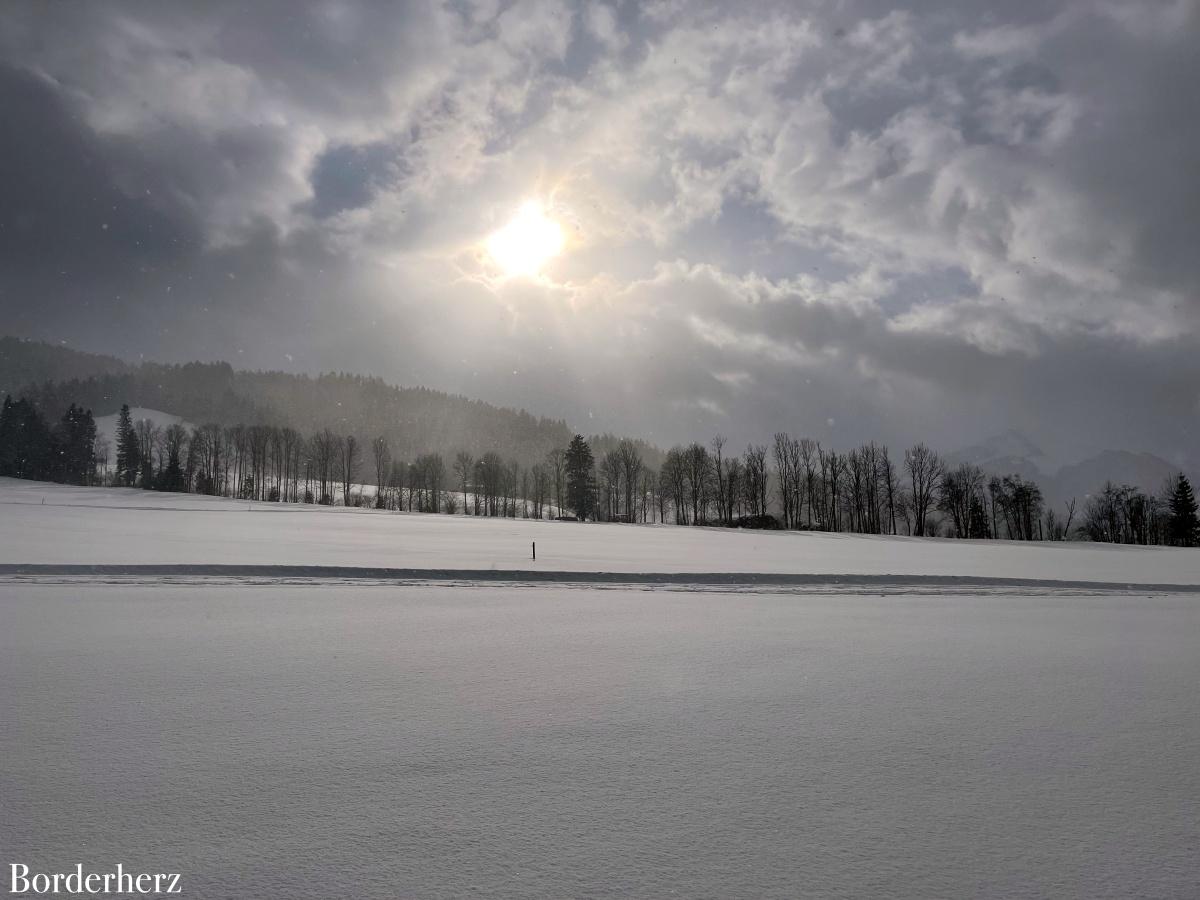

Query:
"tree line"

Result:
[[0, 396, 97, 486], [2, 394, 1197, 546]]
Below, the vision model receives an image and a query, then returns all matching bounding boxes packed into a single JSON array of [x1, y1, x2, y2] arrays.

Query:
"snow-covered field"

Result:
[[1, 477, 1196, 585], [3, 476, 1199, 898], [3, 583, 1198, 899]]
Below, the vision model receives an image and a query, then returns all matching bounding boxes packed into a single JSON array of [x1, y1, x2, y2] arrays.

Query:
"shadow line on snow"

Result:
[[0, 564, 1197, 593]]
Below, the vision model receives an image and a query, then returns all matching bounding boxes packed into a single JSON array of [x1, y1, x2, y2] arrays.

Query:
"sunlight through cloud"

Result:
[[485, 201, 565, 279]]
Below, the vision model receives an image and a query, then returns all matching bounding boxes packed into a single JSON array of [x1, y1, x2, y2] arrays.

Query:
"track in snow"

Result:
[[1, 563, 1197, 594]]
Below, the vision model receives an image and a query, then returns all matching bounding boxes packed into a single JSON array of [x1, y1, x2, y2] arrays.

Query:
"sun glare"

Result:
[[485, 201, 565, 278]]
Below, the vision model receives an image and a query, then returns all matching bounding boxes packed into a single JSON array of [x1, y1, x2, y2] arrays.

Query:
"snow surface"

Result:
[[3, 584, 1198, 899], [2, 477, 1196, 585], [4, 479, 1199, 898]]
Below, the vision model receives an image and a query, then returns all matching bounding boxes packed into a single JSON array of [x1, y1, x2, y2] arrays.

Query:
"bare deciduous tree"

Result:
[[372, 436, 391, 508], [904, 443, 942, 537], [339, 434, 359, 506], [454, 451, 474, 515], [615, 439, 643, 523]]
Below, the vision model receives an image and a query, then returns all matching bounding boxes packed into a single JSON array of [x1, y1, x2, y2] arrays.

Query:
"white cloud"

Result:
[[3, 0, 1198, 458]]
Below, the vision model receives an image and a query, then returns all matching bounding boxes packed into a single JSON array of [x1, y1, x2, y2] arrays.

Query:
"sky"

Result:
[[1, 0, 1197, 466]]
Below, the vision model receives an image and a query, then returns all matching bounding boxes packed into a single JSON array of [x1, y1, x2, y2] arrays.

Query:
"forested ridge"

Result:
[[4, 338, 573, 465], [0, 336, 130, 396]]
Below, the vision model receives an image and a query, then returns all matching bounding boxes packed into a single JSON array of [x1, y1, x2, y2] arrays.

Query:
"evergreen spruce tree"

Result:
[[968, 493, 991, 539], [0, 396, 52, 480], [564, 434, 596, 521], [54, 404, 97, 485], [157, 426, 187, 493], [1167, 473, 1199, 547], [115, 403, 139, 486], [0, 395, 15, 476]]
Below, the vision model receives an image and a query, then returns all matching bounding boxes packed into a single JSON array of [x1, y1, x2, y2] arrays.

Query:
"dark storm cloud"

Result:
[[0, 0, 1197, 465]]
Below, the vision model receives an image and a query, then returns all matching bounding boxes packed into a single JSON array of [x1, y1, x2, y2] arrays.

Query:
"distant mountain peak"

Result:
[[951, 429, 1045, 467]]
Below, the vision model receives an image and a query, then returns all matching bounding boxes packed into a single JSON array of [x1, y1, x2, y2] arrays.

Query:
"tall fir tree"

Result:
[[0, 395, 15, 476], [157, 425, 187, 492], [1167, 473, 1199, 547], [564, 434, 596, 521], [0, 395, 52, 480], [115, 403, 140, 486], [54, 403, 97, 485]]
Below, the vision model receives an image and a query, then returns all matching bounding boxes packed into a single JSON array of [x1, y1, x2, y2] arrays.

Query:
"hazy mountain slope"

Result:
[[22, 362, 272, 427], [949, 429, 1046, 469], [6, 338, 574, 465], [945, 430, 1046, 482], [231, 369, 573, 462], [1050, 450, 1182, 504], [949, 431, 1192, 508], [0, 336, 130, 398]]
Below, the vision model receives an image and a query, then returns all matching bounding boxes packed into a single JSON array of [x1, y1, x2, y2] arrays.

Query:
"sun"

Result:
[[485, 201, 565, 278]]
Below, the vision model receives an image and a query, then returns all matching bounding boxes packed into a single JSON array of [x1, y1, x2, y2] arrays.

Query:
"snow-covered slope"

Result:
[[1, 478, 1195, 584], [93, 407, 191, 451]]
